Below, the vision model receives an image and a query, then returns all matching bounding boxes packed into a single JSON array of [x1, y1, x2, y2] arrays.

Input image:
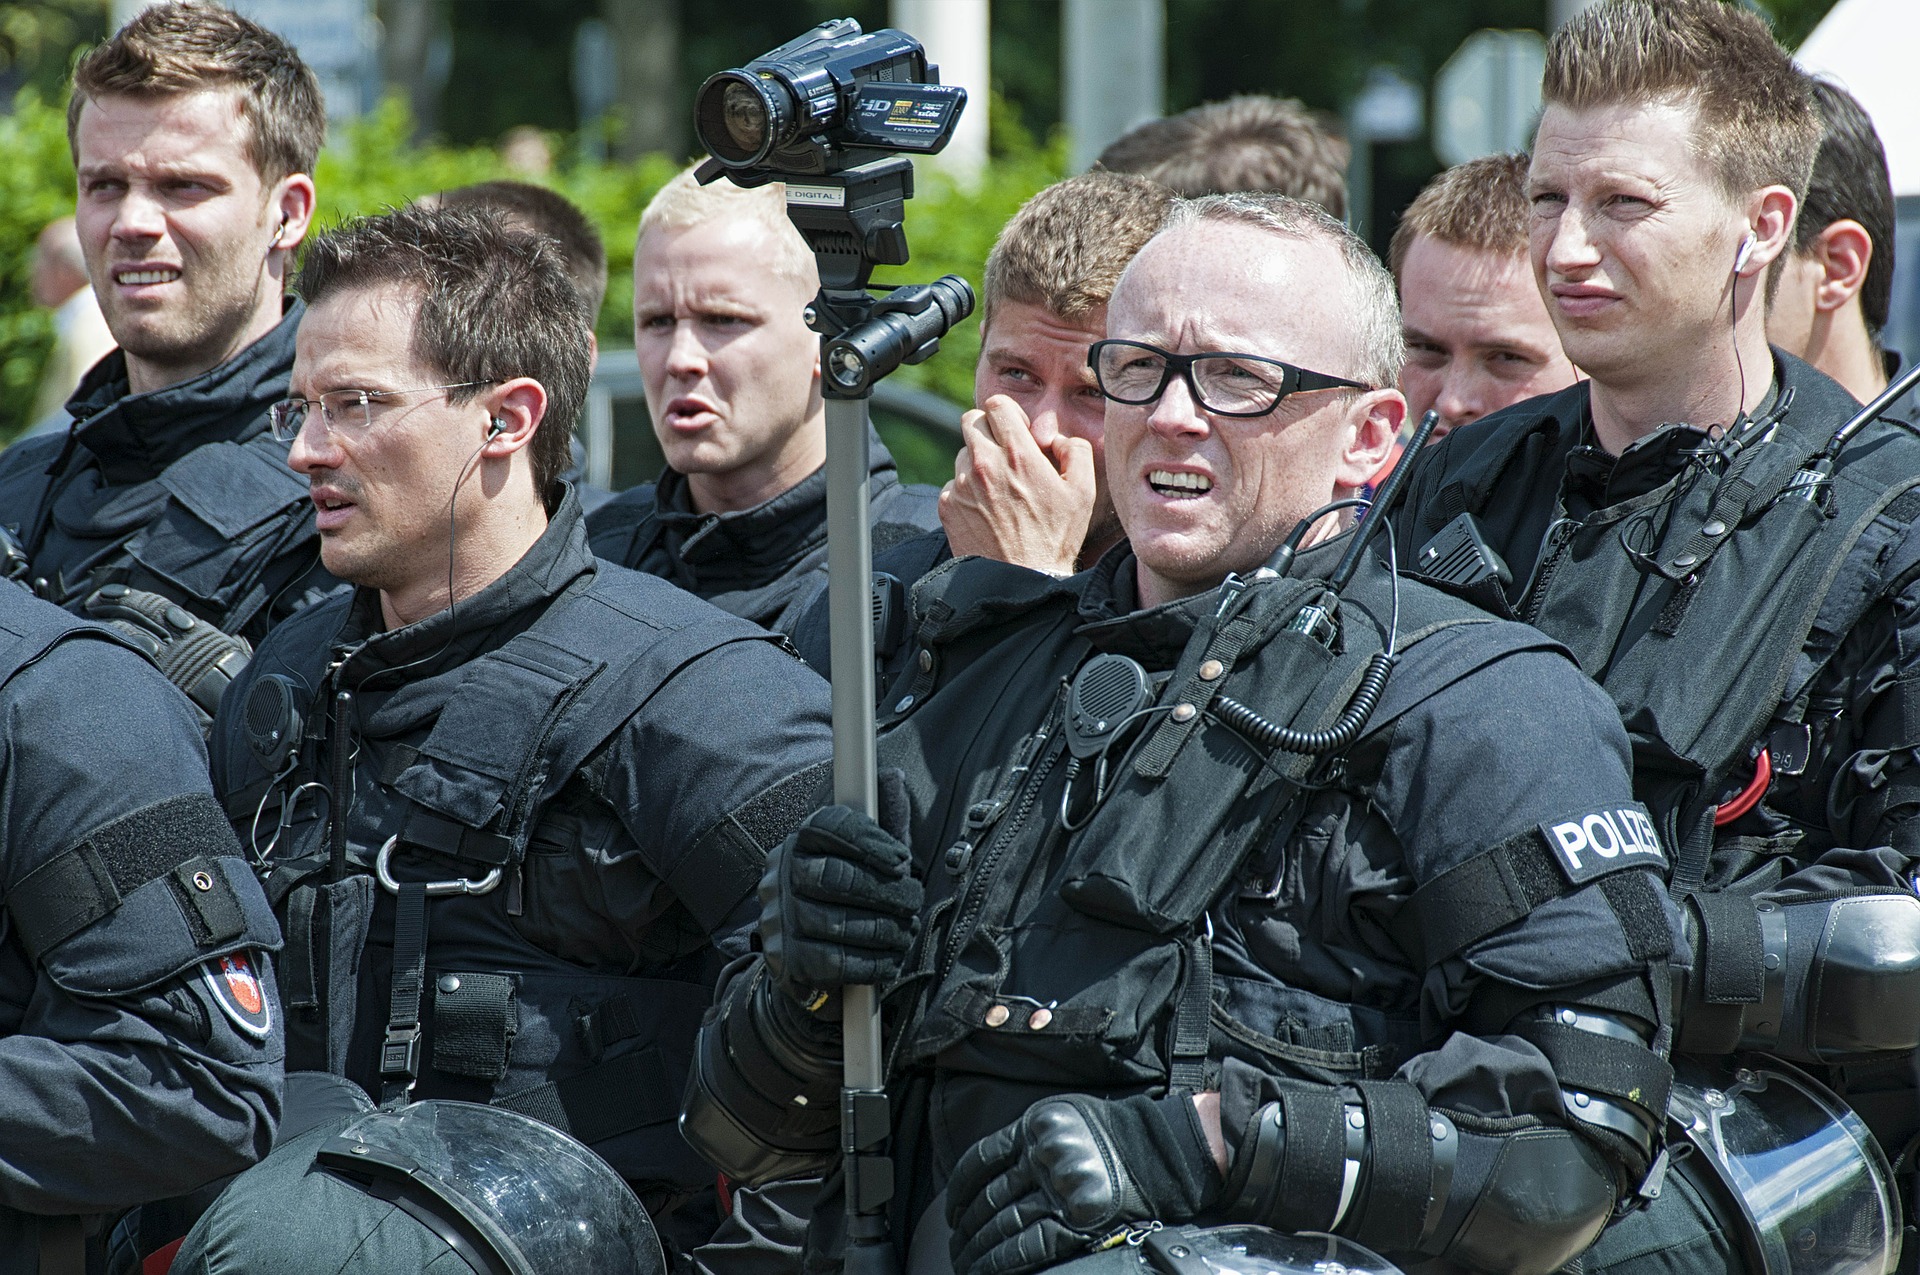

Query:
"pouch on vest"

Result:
[[1059, 576, 1369, 933], [129, 437, 311, 629], [278, 874, 377, 1076]]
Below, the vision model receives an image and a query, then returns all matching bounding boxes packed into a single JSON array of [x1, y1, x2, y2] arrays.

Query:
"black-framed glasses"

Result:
[[267, 381, 498, 443], [1088, 339, 1371, 418]]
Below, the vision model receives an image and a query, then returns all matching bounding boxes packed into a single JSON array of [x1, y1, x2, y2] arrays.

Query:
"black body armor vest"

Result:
[[881, 554, 1563, 1176], [240, 565, 786, 1191], [0, 305, 326, 639], [1402, 356, 1920, 894]]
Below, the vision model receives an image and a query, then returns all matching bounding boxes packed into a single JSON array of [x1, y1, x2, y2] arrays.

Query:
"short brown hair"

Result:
[[296, 206, 593, 498], [70, 1, 325, 184], [1793, 79, 1895, 337], [982, 171, 1175, 330], [435, 181, 609, 319], [1389, 153, 1531, 280], [1096, 96, 1349, 220], [1541, 0, 1817, 203]]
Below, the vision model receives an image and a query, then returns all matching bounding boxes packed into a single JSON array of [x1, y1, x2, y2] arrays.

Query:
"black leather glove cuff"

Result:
[[946, 1090, 1223, 1275]]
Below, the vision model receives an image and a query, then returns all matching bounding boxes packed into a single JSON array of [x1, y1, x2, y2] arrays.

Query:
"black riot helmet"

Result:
[[173, 1100, 665, 1275], [1040, 1225, 1404, 1275]]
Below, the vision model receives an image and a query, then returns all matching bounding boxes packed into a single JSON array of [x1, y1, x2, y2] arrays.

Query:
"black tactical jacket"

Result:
[[1394, 351, 1920, 1154], [0, 587, 282, 1273], [767, 544, 1682, 1272], [209, 490, 833, 1249], [0, 301, 334, 642], [586, 431, 939, 635]]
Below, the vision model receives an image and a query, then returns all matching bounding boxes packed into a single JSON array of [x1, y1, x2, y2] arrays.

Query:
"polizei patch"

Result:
[[1539, 805, 1667, 884], [202, 950, 272, 1040]]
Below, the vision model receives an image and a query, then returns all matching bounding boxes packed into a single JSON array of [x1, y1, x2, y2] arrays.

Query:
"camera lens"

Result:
[[695, 71, 788, 167], [721, 83, 768, 154]]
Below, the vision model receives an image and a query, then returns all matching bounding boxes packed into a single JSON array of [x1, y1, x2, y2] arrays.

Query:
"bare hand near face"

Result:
[[940, 394, 1097, 577]]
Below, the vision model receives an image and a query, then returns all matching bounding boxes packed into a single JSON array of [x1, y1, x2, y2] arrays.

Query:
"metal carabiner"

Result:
[[373, 835, 504, 897]]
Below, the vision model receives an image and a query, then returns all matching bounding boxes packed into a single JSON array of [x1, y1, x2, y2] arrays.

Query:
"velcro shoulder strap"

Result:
[[9, 792, 250, 961], [1785, 481, 1920, 706], [1392, 803, 1667, 967]]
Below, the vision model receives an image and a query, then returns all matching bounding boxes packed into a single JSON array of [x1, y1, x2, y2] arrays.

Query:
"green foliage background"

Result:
[[0, 88, 1063, 446]]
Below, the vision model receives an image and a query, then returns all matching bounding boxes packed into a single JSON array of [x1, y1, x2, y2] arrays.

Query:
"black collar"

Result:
[[647, 429, 900, 590], [63, 298, 303, 486], [332, 485, 595, 687]]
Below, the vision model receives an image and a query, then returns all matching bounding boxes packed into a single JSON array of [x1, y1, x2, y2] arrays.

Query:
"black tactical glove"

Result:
[[757, 803, 922, 1013], [947, 1092, 1223, 1275], [83, 584, 250, 726]]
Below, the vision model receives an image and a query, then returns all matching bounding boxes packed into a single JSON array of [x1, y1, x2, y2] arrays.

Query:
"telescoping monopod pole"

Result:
[[819, 279, 974, 1275]]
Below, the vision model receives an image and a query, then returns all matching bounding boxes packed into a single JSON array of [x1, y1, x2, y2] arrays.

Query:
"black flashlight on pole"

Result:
[[692, 20, 974, 1273]]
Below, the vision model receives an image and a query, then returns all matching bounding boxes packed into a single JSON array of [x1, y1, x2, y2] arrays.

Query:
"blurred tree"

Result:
[[1758, 0, 1841, 45], [0, 0, 106, 103]]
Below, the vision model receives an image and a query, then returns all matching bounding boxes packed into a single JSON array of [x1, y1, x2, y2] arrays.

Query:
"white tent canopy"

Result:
[[1797, 0, 1920, 197]]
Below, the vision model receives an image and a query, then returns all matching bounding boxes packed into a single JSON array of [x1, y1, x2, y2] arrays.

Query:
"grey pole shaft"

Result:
[[824, 394, 884, 1091]]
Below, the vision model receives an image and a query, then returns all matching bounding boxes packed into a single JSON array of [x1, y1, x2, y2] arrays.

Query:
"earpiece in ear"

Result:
[[1734, 231, 1757, 275], [271, 214, 290, 247], [488, 416, 507, 437]]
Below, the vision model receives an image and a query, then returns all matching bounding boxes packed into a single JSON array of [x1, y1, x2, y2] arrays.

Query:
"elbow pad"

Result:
[[1677, 891, 1920, 1062], [679, 960, 843, 1186], [1219, 1082, 1619, 1275]]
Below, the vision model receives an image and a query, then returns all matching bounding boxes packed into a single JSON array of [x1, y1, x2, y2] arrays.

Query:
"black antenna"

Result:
[[1328, 409, 1440, 593]]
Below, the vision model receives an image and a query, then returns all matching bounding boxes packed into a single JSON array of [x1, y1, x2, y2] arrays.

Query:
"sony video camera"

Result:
[[692, 19, 966, 293]]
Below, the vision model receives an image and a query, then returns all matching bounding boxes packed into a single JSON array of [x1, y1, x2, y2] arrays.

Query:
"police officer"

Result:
[[586, 166, 939, 635], [1394, 2, 1920, 1268], [0, 582, 281, 1274], [791, 171, 1174, 678], [684, 193, 1682, 1275], [0, 3, 333, 722], [206, 205, 833, 1259]]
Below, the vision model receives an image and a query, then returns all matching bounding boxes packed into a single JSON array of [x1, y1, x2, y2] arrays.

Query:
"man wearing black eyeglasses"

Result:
[[193, 204, 833, 1270], [683, 191, 1680, 1275]]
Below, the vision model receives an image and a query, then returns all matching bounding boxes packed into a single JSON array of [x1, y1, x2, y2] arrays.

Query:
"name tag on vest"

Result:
[[1538, 804, 1667, 884]]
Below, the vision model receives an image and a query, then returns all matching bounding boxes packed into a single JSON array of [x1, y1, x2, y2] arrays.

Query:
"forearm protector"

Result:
[[1676, 890, 1920, 1062], [1219, 1005, 1667, 1275], [679, 957, 844, 1186], [1219, 1084, 1618, 1275]]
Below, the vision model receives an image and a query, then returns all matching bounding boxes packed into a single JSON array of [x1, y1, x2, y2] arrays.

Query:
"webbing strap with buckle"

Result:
[[380, 880, 427, 1105], [1168, 924, 1213, 1090]]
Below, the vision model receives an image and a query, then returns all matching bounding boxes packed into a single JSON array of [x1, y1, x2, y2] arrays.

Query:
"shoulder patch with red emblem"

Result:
[[202, 950, 272, 1040]]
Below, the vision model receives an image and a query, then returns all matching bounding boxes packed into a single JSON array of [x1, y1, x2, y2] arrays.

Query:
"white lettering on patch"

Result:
[[1540, 805, 1668, 884]]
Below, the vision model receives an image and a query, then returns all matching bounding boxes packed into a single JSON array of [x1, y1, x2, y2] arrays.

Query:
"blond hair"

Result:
[[636, 166, 815, 289], [982, 171, 1175, 331], [1541, 0, 1817, 203], [1389, 153, 1531, 280]]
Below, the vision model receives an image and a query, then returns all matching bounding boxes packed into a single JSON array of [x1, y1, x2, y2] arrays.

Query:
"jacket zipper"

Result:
[[1523, 518, 1579, 624], [937, 718, 1065, 991], [325, 663, 353, 882]]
